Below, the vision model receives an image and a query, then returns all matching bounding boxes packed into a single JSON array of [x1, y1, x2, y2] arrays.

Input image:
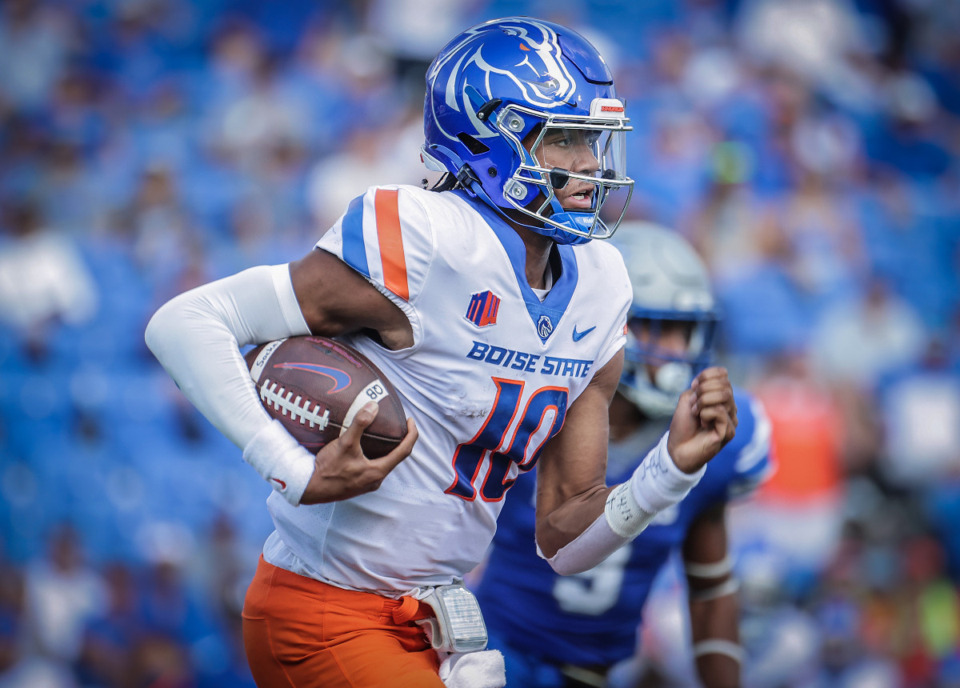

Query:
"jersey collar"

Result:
[[455, 191, 579, 344]]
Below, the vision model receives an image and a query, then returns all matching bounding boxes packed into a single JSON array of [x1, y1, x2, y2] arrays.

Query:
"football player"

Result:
[[476, 223, 772, 688], [145, 17, 737, 688]]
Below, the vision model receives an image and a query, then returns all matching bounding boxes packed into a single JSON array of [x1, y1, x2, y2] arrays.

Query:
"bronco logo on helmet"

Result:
[[427, 19, 579, 139]]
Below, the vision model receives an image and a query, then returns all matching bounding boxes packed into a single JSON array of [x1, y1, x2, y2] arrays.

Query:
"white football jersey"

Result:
[[263, 184, 631, 596]]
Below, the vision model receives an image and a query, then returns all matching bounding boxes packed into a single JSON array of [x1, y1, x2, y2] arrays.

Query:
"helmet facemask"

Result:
[[495, 102, 633, 244], [621, 312, 719, 418], [607, 221, 721, 418]]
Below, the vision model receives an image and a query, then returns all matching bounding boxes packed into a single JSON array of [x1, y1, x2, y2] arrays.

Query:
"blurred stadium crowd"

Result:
[[0, 0, 959, 686]]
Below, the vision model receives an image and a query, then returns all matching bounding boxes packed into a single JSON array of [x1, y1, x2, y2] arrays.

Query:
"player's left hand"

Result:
[[667, 366, 737, 473], [300, 403, 418, 504]]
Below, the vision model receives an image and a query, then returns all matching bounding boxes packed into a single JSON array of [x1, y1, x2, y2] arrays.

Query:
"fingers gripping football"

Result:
[[667, 367, 737, 474], [300, 402, 419, 505]]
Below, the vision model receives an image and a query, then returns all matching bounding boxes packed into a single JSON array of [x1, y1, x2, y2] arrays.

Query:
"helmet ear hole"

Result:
[[456, 134, 490, 156]]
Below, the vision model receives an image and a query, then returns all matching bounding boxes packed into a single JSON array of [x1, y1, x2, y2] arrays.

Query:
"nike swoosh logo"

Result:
[[271, 478, 287, 490], [275, 362, 351, 393], [572, 326, 596, 342]]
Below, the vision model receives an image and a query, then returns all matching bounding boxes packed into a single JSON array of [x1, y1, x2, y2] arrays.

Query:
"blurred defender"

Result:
[[477, 223, 771, 688]]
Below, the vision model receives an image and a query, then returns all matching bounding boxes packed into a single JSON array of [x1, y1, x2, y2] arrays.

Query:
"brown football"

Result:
[[244, 336, 407, 459]]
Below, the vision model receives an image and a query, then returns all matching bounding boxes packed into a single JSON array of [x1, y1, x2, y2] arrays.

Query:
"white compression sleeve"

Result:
[[541, 433, 705, 575], [144, 264, 315, 503], [538, 507, 631, 576]]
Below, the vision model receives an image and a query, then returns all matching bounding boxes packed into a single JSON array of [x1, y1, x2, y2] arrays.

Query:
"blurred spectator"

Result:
[[305, 103, 430, 230], [363, 0, 483, 100], [18, 524, 105, 683], [776, 168, 865, 314], [192, 514, 245, 643], [189, 515, 258, 688], [805, 528, 904, 688], [76, 562, 141, 688], [134, 522, 237, 687], [207, 51, 310, 174], [0, 0, 75, 111], [0, 202, 98, 356], [735, 0, 871, 98], [128, 638, 193, 688], [868, 70, 952, 181], [736, 547, 822, 688], [0, 543, 24, 678], [734, 354, 847, 594], [876, 338, 960, 489], [897, 535, 960, 685], [685, 143, 778, 280], [809, 276, 928, 391], [117, 164, 199, 286]]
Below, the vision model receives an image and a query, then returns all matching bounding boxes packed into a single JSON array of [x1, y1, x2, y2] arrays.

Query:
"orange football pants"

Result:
[[242, 556, 445, 688]]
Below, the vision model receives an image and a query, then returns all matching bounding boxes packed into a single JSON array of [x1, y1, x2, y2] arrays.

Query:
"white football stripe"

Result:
[[340, 380, 391, 436], [250, 339, 287, 383]]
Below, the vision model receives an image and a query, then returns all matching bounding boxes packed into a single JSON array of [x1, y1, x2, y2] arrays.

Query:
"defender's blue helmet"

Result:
[[609, 222, 720, 418], [422, 17, 634, 244]]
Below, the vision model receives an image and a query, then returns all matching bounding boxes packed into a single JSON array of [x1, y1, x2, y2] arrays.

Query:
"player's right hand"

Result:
[[667, 367, 737, 474], [299, 402, 418, 505]]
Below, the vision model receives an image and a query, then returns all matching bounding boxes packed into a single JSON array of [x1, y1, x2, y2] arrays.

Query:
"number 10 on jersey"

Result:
[[445, 377, 569, 502]]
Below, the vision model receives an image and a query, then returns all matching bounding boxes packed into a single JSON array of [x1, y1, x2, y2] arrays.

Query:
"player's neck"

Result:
[[514, 225, 556, 290]]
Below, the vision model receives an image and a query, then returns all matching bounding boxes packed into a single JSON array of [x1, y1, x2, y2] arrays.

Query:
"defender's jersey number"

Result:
[[445, 378, 568, 502], [553, 545, 632, 615]]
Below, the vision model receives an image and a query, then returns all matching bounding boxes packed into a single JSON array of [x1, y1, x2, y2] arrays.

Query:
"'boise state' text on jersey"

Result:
[[476, 390, 772, 667], [263, 184, 631, 596]]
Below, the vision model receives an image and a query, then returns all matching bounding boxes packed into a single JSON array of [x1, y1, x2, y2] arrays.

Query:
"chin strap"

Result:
[[548, 210, 601, 245]]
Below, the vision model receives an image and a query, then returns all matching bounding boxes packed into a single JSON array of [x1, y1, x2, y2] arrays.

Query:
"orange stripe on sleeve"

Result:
[[374, 189, 410, 300]]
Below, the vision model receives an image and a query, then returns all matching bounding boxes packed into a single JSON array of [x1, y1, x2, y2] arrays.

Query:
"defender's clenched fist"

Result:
[[667, 366, 738, 474]]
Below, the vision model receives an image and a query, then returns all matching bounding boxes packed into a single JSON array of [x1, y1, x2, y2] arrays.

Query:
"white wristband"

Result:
[[603, 481, 654, 538], [629, 432, 704, 514], [242, 419, 316, 506]]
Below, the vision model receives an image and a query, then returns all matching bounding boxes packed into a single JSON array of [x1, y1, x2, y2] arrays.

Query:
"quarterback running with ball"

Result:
[[145, 17, 737, 688]]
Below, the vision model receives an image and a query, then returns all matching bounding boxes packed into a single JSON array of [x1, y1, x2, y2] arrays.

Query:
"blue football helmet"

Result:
[[609, 222, 720, 417], [422, 17, 634, 244]]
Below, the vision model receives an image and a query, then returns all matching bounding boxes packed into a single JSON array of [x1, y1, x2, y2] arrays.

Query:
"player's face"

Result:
[[529, 128, 601, 210], [628, 319, 693, 377]]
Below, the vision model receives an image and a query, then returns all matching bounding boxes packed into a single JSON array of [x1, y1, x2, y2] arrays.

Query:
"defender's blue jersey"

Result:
[[475, 389, 772, 667]]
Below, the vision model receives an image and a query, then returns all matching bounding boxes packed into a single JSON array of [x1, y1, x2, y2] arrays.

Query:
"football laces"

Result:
[[260, 380, 331, 429]]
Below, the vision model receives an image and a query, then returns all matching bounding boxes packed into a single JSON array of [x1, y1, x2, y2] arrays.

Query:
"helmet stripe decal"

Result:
[[341, 194, 371, 278], [374, 189, 410, 301]]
